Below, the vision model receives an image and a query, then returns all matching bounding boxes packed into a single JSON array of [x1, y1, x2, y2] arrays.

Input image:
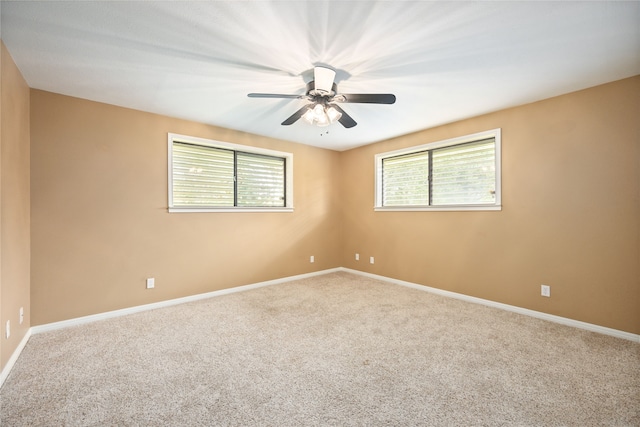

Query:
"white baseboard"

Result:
[[28, 266, 640, 342], [340, 267, 640, 343], [2, 266, 637, 390], [0, 328, 32, 389], [31, 268, 342, 335]]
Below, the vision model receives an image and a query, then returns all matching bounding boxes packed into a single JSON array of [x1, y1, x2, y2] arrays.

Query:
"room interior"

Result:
[[1, 0, 639, 395]]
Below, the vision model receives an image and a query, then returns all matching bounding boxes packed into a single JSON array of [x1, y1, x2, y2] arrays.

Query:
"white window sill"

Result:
[[374, 205, 501, 212], [169, 207, 294, 213]]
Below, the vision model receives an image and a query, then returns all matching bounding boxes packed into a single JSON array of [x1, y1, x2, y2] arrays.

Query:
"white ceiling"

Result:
[[1, 1, 639, 151]]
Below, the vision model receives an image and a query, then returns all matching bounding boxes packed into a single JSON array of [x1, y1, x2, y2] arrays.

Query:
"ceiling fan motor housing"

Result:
[[306, 81, 338, 99]]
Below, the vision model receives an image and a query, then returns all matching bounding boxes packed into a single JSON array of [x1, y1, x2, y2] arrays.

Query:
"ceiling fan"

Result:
[[247, 66, 396, 128]]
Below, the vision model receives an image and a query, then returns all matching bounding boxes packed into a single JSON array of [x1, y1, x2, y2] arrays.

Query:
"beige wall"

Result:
[[341, 76, 640, 334], [27, 74, 640, 335], [30, 90, 342, 325], [1, 42, 31, 370]]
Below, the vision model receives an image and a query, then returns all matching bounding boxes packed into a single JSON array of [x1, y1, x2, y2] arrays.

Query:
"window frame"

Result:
[[374, 129, 502, 212], [168, 133, 294, 213]]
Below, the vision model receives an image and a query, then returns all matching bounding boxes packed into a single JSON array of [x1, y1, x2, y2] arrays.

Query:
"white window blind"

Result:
[[169, 134, 292, 212], [382, 151, 430, 206], [432, 139, 496, 205], [172, 142, 235, 207], [236, 152, 285, 207]]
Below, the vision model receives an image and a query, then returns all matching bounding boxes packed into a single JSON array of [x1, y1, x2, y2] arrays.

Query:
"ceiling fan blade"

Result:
[[336, 93, 396, 104], [314, 66, 336, 94], [248, 93, 304, 99], [281, 105, 310, 126], [330, 104, 357, 128]]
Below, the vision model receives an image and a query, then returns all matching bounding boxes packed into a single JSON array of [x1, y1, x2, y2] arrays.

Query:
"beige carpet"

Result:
[[1, 272, 638, 426]]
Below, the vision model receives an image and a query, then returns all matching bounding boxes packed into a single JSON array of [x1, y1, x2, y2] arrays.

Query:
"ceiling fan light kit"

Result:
[[248, 66, 396, 129], [302, 103, 342, 127]]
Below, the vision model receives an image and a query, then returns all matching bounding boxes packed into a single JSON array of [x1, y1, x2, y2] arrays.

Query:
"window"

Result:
[[375, 129, 501, 211], [168, 133, 293, 212]]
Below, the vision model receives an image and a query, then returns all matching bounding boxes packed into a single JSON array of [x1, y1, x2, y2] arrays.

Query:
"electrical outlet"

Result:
[[5, 320, 10, 339], [355, 253, 359, 261], [310, 255, 315, 263], [19, 307, 24, 325], [370, 256, 375, 264], [146, 278, 155, 289], [541, 284, 550, 297]]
